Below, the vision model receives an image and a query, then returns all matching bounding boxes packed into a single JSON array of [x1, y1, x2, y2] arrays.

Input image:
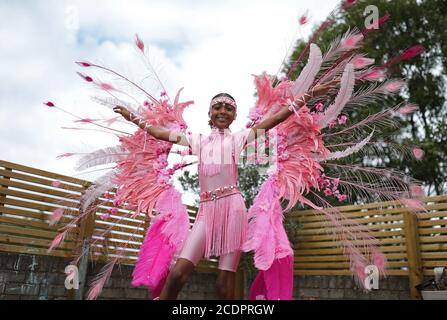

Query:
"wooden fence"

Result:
[[288, 195, 447, 299], [1, 159, 446, 299], [0, 160, 219, 299]]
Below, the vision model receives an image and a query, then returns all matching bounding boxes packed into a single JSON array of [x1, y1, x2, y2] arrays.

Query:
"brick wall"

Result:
[[240, 273, 412, 300], [293, 275, 411, 300], [1, 252, 414, 300], [0, 252, 218, 300]]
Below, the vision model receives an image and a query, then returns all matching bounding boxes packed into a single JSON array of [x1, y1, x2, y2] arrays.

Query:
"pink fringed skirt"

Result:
[[197, 192, 248, 258]]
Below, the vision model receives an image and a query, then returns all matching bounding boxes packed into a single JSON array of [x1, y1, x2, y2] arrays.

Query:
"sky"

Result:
[[0, 0, 340, 204]]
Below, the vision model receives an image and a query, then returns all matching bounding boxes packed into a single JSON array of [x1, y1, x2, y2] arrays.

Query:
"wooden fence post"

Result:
[[403, 211, 424, 300], [0, 167, 12, 214], [67, 200, 97, 300]]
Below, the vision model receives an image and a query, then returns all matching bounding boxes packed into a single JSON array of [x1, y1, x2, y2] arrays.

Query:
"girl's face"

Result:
[[209, 102, 236, 129]]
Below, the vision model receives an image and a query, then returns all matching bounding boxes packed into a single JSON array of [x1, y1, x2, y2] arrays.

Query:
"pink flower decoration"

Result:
[[412, 148, 424, 160], [100, 213, 110, 220], [135, 34, 145, 52], [160, 91, 167, 97], [338, 115, 348, 125], [337, 194, 347, 201], [328, 120, 337, 128], [332, 178, 340, 187], [77, 72, 93, 82], [324, 188, 333, 196], [109, 207, 119, 215], [315, 102, 324, 112]]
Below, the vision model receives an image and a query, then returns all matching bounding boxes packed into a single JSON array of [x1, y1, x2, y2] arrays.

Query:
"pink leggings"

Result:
[[178, 214, 241, 272]]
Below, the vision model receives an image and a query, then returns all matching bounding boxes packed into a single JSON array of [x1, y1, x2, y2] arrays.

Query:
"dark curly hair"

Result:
[[208, 93, 236, 128]]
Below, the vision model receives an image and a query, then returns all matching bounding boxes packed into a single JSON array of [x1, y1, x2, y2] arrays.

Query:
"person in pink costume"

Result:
[[113, 84, 336, 299]]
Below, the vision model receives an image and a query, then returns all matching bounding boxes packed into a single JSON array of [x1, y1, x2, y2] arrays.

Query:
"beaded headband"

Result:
[[210, 96, 237, 110]]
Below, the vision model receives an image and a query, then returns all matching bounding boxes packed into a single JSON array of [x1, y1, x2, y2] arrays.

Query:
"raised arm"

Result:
[[113, 106, 189, 146], [248, 80, 339, 142]]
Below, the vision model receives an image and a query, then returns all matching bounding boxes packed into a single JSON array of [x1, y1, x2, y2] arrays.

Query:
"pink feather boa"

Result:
[[243, 176, 294, 300], [131, 187, 189, 295]]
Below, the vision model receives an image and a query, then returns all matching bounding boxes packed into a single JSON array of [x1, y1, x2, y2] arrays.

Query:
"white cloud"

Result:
[[0, 0, 340, 204]]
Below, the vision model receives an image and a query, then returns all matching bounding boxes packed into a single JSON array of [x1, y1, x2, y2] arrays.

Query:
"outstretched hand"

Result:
[[310, 79, 340, 98], [113, 105, 133, 122]]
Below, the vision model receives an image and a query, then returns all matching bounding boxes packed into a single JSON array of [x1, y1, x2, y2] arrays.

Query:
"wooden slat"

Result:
[[3, 197, 79, 214], [0, 224, 77, 241], [295, 269, 408, 276], [298, 223, 405, 236], [94, 224, 145, 237], [422, 261, 447, 267], [0, 243, 72, 258], [0, 215, 65, 232], [420, 243, 447, 251], [297, 229, 404, 242], [294, 244, 408, 256], [92, 230, 144, 242], [93, 213, 146, 229], [0, 160, 90, 187], [421, 252, 447, 260], [294, 261, 407, 269], [289, 195, 447, 217], [418, 227, 447, 235], [294, 237, 405, 249], [419, 235, 447, 243], [0, 179, 81, 202], [293, 208, 406, 223], [294, 253, 407, 262], [417, 211, 447, 220], [0, 205, 78, 225], [300, 214, 404, 230], [0, 233, 75, 250], [0, 168, 85, 193], [292, 204, 447, 225], [419, 218, 447, 227]]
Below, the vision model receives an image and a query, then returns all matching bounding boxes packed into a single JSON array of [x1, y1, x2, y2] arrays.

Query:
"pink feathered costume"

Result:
[[47, 27, 427, 300], [178, 128, 252, 270]]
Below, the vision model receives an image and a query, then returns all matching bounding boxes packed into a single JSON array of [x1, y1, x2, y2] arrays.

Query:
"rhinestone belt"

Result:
[[199, 184, 240, 202]]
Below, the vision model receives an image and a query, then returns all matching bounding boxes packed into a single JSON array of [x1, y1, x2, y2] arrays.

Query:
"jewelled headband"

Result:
[[209, 96, 237, 110]]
